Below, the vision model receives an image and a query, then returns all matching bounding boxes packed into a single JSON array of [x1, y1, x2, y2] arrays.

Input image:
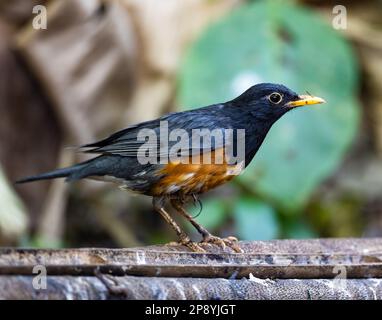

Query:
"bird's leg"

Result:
[[152, 197, 205, 253], [170, 199, 242, 253], [170, 198, 209, 236]]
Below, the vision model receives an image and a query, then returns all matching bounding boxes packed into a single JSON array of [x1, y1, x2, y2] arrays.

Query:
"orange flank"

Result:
[[151, 148, 242, 196]]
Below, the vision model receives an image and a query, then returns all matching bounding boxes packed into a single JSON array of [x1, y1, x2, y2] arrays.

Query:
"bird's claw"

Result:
[[200, 235, 243, 253], [179, 238, 206, 253], [167, 241, 180, 246]]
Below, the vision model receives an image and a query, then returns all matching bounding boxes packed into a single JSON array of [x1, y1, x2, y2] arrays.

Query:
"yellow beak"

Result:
[[287, 95, 326, 108]]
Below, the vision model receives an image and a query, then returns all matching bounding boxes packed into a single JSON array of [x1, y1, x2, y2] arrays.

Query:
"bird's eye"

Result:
[[269, 92, 283, 104]]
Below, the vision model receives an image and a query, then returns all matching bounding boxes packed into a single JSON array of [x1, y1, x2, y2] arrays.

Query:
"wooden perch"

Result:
[[0, 238, 381, 299]]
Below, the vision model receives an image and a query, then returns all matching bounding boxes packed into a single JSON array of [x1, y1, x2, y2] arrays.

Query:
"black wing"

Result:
[[80, 105, 239, 158]]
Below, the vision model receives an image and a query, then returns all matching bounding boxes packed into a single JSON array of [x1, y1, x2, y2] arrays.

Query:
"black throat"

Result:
[[223, 103, 286, 167]]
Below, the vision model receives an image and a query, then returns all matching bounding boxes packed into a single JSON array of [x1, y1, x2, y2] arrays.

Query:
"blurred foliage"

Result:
[[179, 0, 360, 239], [307, 196, 365, 237], [234, 199, 279, 240], [189, 198, 230, 231], [0, 167, 28, 241], [2, 0, 379, 247]]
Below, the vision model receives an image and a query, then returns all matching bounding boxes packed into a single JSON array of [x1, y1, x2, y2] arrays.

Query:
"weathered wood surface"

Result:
[[1, 276, 381, 300], [0, 238, 382, 299]]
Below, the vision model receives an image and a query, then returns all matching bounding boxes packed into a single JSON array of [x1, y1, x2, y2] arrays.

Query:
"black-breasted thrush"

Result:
[[17, 83, 325, 252]]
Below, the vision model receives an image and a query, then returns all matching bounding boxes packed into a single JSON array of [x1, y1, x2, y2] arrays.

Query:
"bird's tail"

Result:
[[15, 162, 89, 184]]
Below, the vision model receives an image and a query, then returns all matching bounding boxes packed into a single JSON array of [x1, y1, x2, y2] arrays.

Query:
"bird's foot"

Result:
[[175, 237, 206, 253], [182, 240, 207, 253], [200, 235, 243, 253], [167, 237, 206, 252]]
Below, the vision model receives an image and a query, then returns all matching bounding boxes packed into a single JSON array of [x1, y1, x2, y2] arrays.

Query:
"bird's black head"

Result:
[[224, 83, 325, 166], [230, 83, 325, 122]]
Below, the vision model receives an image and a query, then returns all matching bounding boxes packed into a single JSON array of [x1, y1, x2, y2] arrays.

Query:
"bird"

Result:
[[17, 83, 325, 253]]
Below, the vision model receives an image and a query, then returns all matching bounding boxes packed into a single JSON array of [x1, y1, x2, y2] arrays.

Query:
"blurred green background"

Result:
[[0, 0, 381, 248]]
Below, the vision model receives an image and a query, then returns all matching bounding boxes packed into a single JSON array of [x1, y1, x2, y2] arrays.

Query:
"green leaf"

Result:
[[283, 220, 317, 239], [178, 1, 360, 211], [234, 198, 279, 240], [188, 198, 228, 231]]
